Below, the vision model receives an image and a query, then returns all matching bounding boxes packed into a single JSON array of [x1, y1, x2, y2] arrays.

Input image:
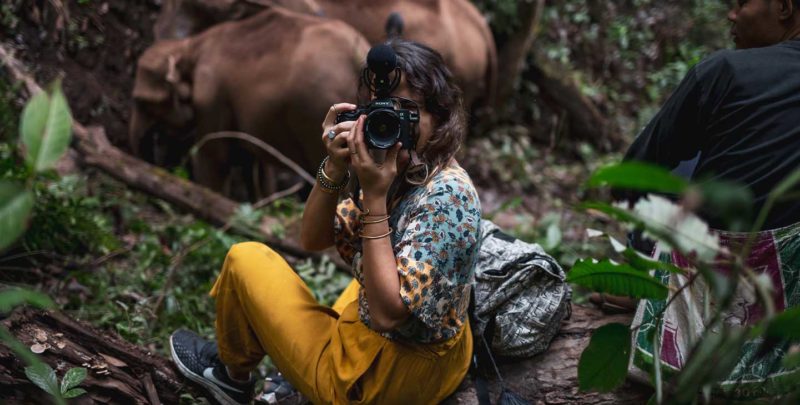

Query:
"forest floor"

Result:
[[0, 0, 631, 403]]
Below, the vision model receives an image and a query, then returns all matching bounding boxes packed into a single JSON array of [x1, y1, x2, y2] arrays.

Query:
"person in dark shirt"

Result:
[[595, 0, 800, 314], [624, 0, 800, 230], [622, 4, 800, 393]]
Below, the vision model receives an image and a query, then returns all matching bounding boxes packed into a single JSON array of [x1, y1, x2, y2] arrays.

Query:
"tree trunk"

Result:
[[446, 305, 653, 404], [524, 61, 626, 153], [494, 0, 545, 107]]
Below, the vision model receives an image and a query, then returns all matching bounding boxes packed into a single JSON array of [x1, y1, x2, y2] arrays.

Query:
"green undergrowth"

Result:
[[0, 149, 350, 361]]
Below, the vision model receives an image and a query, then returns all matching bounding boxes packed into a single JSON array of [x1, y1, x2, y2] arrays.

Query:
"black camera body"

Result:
[[335, 99, 419, 150], [335, 44, 419, 150]]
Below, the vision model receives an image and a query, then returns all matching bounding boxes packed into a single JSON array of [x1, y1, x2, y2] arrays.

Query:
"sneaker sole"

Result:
[[169, 334, 247, 405]]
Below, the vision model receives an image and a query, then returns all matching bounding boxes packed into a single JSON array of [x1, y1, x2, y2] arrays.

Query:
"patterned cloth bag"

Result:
[[631, 223, 800, 399], [471, 220, 571, 357]]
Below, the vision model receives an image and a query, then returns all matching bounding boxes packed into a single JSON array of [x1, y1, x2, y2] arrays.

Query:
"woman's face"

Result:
[[386, 81, 434, 171]]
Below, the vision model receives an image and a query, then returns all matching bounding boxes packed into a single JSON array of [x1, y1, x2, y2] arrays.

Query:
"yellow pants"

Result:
[[209, 242, 472, 404]]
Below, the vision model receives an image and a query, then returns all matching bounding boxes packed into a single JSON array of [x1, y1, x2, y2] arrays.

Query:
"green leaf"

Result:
[[567, 258, 668, 299], [586, 162, 688, 194], [0, 182, 34, 251], [622, 247, 685, 275], [60, 367, 87, 393], [19, 90, 49, 165], [580, 202, 645, 228], [63, 387, 87, 399], [20, 80, 73, 172], [578, 323, 632, 392], [605, 234, 685, 275], [24, 362, 60, 398], [545, 223, 562, 250], [0, 289, 54, 313], [765, 307, 800, 340]]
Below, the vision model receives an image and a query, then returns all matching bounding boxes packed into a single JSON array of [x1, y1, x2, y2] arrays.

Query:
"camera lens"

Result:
[[365, 109, 400, 149]]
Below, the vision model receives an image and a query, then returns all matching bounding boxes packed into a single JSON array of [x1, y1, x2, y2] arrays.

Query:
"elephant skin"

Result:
[[154, 0, 497, 109], [130, 6, 369, 199]]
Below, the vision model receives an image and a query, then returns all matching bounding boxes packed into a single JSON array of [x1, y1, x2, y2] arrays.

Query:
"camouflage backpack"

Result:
[[470, 220, 571, 358]]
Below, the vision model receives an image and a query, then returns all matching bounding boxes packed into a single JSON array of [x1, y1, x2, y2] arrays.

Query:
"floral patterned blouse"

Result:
[[333, 162, 482, 343]]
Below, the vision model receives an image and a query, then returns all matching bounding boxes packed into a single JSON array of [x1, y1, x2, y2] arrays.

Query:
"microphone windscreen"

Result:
[[367, 44, 397, 76]]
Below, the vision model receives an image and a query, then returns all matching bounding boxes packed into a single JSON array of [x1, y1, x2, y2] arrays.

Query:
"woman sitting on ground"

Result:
[[169, 38, 482, 404]]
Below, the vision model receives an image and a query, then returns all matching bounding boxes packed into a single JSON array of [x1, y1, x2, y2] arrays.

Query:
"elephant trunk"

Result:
[[129, 104, 154, 157]]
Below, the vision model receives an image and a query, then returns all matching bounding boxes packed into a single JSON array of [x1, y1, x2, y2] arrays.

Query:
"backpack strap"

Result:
[[469, 288, 492, 405], [469, 287, 510, 405]]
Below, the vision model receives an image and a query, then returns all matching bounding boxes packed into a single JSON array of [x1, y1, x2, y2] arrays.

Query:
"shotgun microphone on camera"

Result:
[[366, 44, 400, 97]]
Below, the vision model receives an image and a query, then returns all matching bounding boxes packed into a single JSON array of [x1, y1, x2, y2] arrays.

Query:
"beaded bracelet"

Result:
[[316, 156, 350, 193]]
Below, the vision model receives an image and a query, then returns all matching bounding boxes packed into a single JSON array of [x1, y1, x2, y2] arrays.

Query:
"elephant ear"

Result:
[[132, 42, 187, 105]]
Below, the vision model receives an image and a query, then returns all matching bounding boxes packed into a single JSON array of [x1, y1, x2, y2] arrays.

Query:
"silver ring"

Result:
[[327, 130, 336, 140]]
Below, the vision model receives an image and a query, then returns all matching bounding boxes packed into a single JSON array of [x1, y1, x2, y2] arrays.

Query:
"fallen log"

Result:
[[0, 42, 350, 273], [446, 305, 653, 404], [0, 308, 197, 404]]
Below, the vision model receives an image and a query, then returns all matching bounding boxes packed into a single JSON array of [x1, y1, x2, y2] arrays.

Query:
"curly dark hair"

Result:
[[359, 38, 467, 176]]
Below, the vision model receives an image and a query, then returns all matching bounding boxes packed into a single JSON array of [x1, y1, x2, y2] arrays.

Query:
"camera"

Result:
[[335, 99, 419, 150], [335, 44, 419, 150]]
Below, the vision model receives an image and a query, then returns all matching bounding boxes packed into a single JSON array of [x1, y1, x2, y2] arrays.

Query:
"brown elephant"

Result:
[[153, 0, 497, 109], [130, 6, 369, 199]]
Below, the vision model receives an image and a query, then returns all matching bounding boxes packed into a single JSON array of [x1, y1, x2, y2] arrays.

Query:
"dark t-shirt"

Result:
[[624, 39, 800, 230]]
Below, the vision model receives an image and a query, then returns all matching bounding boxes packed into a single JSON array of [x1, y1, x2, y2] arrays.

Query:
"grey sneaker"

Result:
[[255, 372, 307, 405], [170, 329, 256, 404]]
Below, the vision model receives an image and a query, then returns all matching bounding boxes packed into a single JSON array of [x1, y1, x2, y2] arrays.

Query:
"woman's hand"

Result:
[[321, 103, 358, 181], [348, 115, 403, 200]]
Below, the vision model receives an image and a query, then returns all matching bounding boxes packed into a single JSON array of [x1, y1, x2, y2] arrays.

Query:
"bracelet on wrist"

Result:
[[361, 215, 391, 224], [359, 227, 393, 240], [358, 208, 388, 218], [316, 156, 350, 193]]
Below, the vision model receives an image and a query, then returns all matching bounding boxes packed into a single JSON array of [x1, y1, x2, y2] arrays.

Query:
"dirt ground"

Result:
[[1, 0, 157, 146]]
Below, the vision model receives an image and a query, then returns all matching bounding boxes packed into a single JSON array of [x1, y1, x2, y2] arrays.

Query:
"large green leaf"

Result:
[[0, 289, 54, 313], [20, 81, 73, 172], [567, 258, 669, 299], [60, 367, 87, 393], [0, 181, 34, 251], [586, 161, 688, 194], [24, 362, 60, 398], [578, 323, 632, 392]]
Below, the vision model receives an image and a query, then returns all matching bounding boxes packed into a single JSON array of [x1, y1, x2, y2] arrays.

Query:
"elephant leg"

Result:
[[251, 160, 278, 202], [191, 139, 231, 195]]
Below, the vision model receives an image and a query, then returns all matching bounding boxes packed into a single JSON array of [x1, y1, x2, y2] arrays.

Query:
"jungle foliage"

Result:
[[3, 1, 779, 403]]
